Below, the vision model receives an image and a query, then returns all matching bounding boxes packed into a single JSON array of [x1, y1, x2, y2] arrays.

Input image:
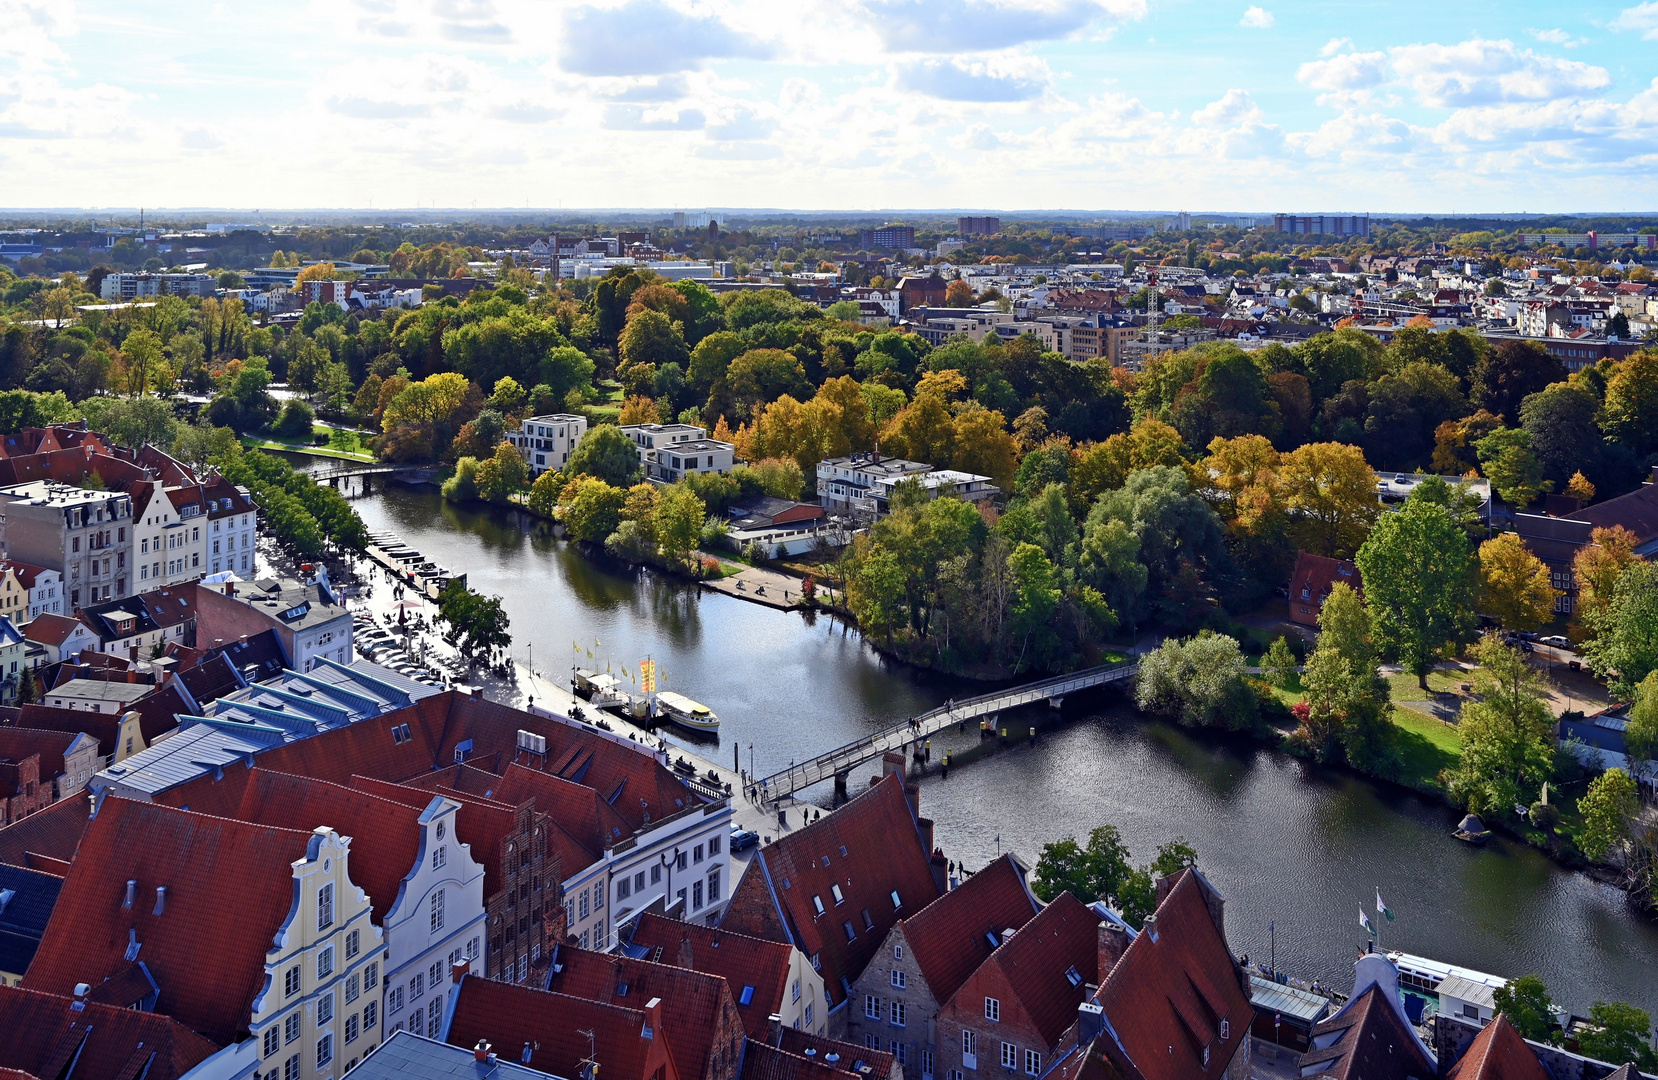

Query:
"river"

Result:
[[325, 472, 1658, 1016]]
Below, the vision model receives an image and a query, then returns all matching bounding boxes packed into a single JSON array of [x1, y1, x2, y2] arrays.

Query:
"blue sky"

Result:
[[3, 0, 1657, 213]]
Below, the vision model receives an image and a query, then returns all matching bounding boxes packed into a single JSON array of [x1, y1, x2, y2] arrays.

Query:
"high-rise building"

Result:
[[958, 216, 1000, 236], [858, 225, 916, 250], [1272, 214, 1370, 237]]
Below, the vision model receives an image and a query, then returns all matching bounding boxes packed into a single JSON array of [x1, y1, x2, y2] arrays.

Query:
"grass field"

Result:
[[241, 426, 377, 462], [1388, 708, 1463, 792]]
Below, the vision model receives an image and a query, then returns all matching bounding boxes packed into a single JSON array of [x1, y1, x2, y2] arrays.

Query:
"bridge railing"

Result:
[[758, 659, 1137, 797]]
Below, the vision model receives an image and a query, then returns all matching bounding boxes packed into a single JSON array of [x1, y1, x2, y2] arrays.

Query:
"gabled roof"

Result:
[[899, 853, 1041, 1006], [1088, 870, 1255, 1080], [628, 912, 797, 1040], [403, 764, 597, 883], [350, 774, 520, 897], [0, 797, 90, 873], [740, 1041, 862, 1080], [1446, 1015, 1551, 1080], [348, 1029, 565, 1080], [967, 891, 1100, 1047], [1299, 975, 1436, 1080], [223, 769, 427, 921], [722, 773, 940, 1011], [0, 863, 63, 977], [0, 727, 79, 782], [201, 630, 289, 682], [128, 680, 199, 745], [173, 653, 243, 708], [776, 1029, 896, 1080], [21, 798, 314, 1044], [446, 975, 681, 1080], [0, 985, 220, 1080], [492, 763, 634, 853], [24, 614, 94, 649], [545, 946, 744, 1080], [0, 560, 55, 589]]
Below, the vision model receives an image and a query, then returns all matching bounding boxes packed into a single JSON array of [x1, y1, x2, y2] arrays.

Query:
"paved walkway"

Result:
[[701, 565, 806, 610]]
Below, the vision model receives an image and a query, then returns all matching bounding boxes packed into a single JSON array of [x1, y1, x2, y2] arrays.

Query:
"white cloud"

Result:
[[327, 96, 434, 119], [1239, 7, 1273, 29], [602, 103, 706, 130], [1320, 37, 1351, 56], [598, 75, 691, 102], [1389, 38, 1609, 108], [559, 1, 771, 76], [862, 0, 1143, 53], [1297, 50, 1387, 93], [0, 0, 75, 68], [1192, 88, 1261, 127], [1611, 2, 1658, 40], [1527, 28, 1584, 47], [894, 55, 1050, 102]]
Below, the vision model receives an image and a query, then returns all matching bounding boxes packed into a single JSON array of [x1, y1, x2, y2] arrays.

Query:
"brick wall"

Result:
[[0, 754, 51, 825], [191, 583, 295, 661], [936, 966, 1051, 1080], [487, 802, 565, 987], [846, 925, 937, 1074], [720, 860, 790, 944]]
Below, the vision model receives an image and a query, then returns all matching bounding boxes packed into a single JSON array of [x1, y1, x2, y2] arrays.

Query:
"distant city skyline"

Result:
[[3, 0, 1657, 212]]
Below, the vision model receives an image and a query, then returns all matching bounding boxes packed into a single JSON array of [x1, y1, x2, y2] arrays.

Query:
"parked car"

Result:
[[1539, 635, 1571, 650], [730, 827, 759, 852]]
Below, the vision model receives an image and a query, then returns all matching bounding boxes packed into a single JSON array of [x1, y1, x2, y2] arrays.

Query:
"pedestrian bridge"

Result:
[[756, 660, 1138, 801]]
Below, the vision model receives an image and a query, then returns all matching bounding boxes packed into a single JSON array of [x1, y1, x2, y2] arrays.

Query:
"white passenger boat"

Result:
[[655, 691, 719, 732]]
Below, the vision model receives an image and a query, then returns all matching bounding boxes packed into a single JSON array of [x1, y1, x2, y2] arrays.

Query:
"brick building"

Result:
[[1287, 550, 1360, 628], [0, 726, 98, 807], [0, 984, 221, 1079], [846, 855, 1041, 1079], [447, 974, 684, 1080]]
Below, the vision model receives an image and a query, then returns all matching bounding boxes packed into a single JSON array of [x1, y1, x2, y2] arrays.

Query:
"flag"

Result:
[[573, 640, 580, 652], [1359, 908, 1375, 936], [1376, 889, 1394, 922]]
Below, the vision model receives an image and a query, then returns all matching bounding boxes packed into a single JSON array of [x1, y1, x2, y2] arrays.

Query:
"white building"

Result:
[[620, 423, 736, 482], [0, 559, 61, 622], [506, 413, 588, 477]]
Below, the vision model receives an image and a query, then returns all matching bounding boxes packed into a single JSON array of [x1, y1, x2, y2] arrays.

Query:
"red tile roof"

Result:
[[22, 797, 315, 1044], [400, 764, 599, 879], [1446, 1015, 1550, 1080], [546, 946, 745, 1080], [722, 774, 940, 1012], [971, 891, 1101, 1047], [740, 1041, 861, 1080], [446, 974, 682, 1080], [0, 560, 53, 590], [0, 984, 220, 1080], [224, 769, 426, 921], [492, 762, 634, 853], [629, 913, 798, 1040], [1288, 550, 1360, 627], [0, 728, 78, 784], [776, 1029, 895, 1080], [1088, 870, 1255, 1080], [0, 796, 91, 873], [1298, 984, 1436, 1080], [900, 854, 1041, 1007], [349, 773, 519, 897], [24, 614, 93, 649], [15, 699, 143, 758]]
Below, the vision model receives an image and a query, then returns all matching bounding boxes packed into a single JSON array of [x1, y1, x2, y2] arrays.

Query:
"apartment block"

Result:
[[507, 413, 589, 477], [0, 482, 134, 610]]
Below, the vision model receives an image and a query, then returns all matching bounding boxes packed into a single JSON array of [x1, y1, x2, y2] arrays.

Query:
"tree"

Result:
[[881, 387, 956, 465], [1473, 339, 1565, 424], [294, 262, 338, 285], [1363, 361, 1466, 471], [1476, 427, 1550, 507], [559, 475, 626, 543], [1493, 975, 1556, 1043], [1263, 635, 1297, 688], [1520, 382, 1603, 488], [1574, 526, 1639, 630], [618, 395, 661, 425], [442, 456, 480, 502], [652, 483, 706, 570], [1279, 442, 1380, 558], [77, 395, 179, 450], [1007, 542, 1062, 673], [1088, 466, 1229, 629], [564, 424, 643, 487], [1134, 632, 1257, 730], [435, 580, 512, 661], [944, 279, 975, 307], [1625, 672, 1658, 787], [1582, 560, 1658, 697], [1478, 532, 1557, 631], [271, 399, 315, 439], [1355, 497, 1476, 688], [1565, 471, 1596, 502], [1578, 768, 1639, 862], [951, 404, 1020, 492], [1576, 1001, 1658, 1072], [619, 308, 690, 370], [1600, 349, 1658, 458], [1447, 637, 1556, 815], [526, 469, 565, 517], [119, 328, 165, 398], [1031, 825, 1133, 905], [475, 441, 529, 505]]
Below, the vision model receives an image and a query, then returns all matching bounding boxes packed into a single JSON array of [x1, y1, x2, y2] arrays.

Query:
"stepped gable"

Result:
[[0, 796, 92, 873], [401, 763, 598, 878], [902, 852, 1042, 1006], [546, 945, 745, 1080], [1087, 868, 1254, 1080], [490, 761, 635, 852], [446, 974, 682, 1080], [629, 912, 797, 1040], [0, 984, 219, 1080], [1445, 1015, 1551, 1080], [349, 772, 520, 897], [21, 797, 313, 1044], [722, 773, 941, 1013]]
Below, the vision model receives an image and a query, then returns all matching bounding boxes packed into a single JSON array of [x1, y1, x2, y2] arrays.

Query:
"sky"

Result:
[[3, 0, 1658, 214]]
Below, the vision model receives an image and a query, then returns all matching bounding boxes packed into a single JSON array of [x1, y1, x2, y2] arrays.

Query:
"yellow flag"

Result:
[[573, 640, 580, 652], [586, 649, 593, 659]]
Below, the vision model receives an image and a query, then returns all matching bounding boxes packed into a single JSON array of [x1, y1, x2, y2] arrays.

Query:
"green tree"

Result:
[[1473, 339, 1565, 424], [652, 482, 707, 570], [1356, 497, 1476, 688], [1135, 632, 1257, 730], [1599, 349, 1658, 457], [526, 469, 565, 518], [435, 580, 512, 661], [1007, 542, 1062, 673], [619, 308, 690, 370], [564, 424, 643, 487], [1263, 635, 1297, 688], [1626, 672, 1658, 787], [1577, 768, 1639, 862], [1582, 561, 1658, 697], [1521, 381, 1603, 488], [76, 395, 179, 450], [559, 475, 626, 543], [1447, 637, 1556, 815], [120, 328, 166, 398], [475, 441, 529, 505], [1576, 1002, 1658, 1072], [1493, 975, 1556, 1043], [271, 399, 315, 440], [1030, 825, 1134, 906], [1476, 427, 1550, 507]]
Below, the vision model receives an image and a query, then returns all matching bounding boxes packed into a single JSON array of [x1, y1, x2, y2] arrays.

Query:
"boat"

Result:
[[572, 668, 630, 709], [656, 691, 719, 732], [1452, 814, 1490, 844]]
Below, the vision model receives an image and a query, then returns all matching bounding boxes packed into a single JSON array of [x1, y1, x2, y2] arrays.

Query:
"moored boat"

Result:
[[656, 691, 718, 732]]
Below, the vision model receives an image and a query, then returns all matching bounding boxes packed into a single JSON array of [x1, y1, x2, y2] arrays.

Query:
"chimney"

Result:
[[678, 929, 694, 969], [642, 996, 663, 1040], [1143, 915, 1158, 944], [1098, 923, 1130, 980], [452, 959, 470, 983], [474, 1040, 492, 1062], [1076, 1002, 1105, 1047], [882, 752, 904, 781], [72, 983, 89, 1012], [767, 1014, 784, 1047], [153, 885, 166, 915], [123, 879, 136, 908], [904, 782, 921, 824]]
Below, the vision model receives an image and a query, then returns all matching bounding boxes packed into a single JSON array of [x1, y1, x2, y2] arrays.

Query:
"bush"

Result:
[[271, 399, 316, 439], [1134, 632, 1258, 730]]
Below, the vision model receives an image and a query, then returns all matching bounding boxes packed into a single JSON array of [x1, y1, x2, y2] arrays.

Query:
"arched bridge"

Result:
[[756, 660, 1138, 801]]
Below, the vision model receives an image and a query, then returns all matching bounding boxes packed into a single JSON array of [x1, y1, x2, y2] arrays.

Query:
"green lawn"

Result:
[[1389, 708, 1462, 792], [1384, 669, 1469, 702], [241, 427, 377, 462]]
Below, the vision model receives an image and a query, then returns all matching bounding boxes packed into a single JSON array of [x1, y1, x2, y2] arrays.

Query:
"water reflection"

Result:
[[340, 479, 1658, 1016]]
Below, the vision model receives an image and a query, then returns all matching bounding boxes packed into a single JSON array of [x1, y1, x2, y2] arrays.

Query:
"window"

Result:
[[316, 1034, 333, 1069], [831, 884, 844, 905], [618, 877, 632, 900], [866, 995, 882, 1019], [345, 930, 360, 960], [651, 865, 662, 885], [428, 998, 442, 1037], [634, 871, 646, 891], [805, 1002, 814, 1026], [318, 992, 333, 1025], [895, 945, 905, 961], [694, 843, 705, 863], [387, 985, 404, 1013], [411, 972, 424, 1000], [364, 962, 378, 990], [1065, 966, 1081, 987], [284, 1055, 300, 1080], [593, 882, 603, 910], [1025, 1051, 1041, 1075], [865, 1035, 880, 1050], [739, 985, 756, 1006], [843, 921, 857, 942], [433, 844, 447, 869], [579, 890, 590, 920], [363, 1001, 378, 1029], [985, 997, 1000, 1022], [1463, 1003, 1481, 1020], [892, 1042, 908, 1065], [346, 1013, 359, 1043], [318, 883, 334, 930], [710, 835, 722, 855], [317, 945, 334, 980], [345, 973, 359, 1004], [263, 1027, 280, 1057], [890, 1002, 906, 1027], [793, 979, 802, 1003], [963, 1030, 978, 1065], [285, 966, 301, 998], [708, 868, 722, 902], [693, 880, 704, 910], [813, 895, 826, 915], [1001, 1042, 1017, 1070], [924, 1049, 935, 1077], [285, 1012, 302, 1044], [431, 889, 446, 932]]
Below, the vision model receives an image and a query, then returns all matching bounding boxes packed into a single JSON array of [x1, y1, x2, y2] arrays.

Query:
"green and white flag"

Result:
[[1376, 889, 1394, 922], [1360, 908, 1375, 936]]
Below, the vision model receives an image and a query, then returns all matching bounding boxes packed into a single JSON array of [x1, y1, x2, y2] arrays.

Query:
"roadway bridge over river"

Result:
[[756, 660, 1138, 801]]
